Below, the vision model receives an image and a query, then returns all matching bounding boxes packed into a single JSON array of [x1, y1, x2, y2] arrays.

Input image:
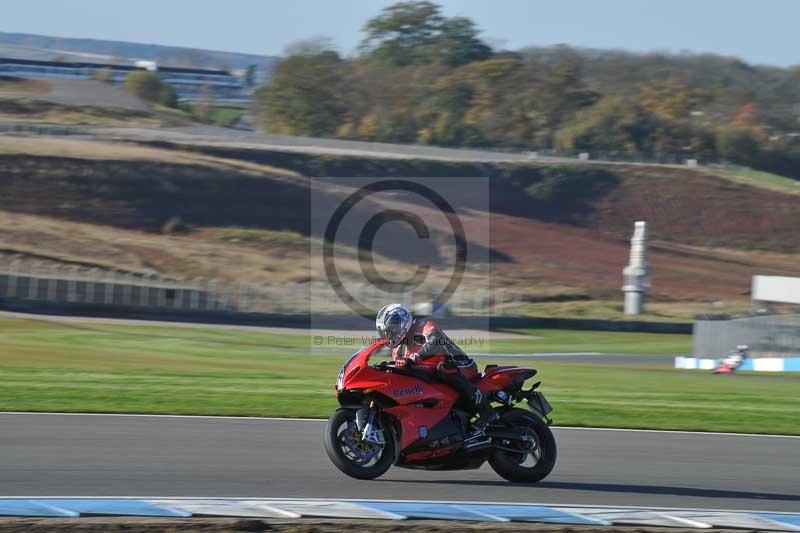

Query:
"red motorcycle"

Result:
[[324, 339, 557, 482]]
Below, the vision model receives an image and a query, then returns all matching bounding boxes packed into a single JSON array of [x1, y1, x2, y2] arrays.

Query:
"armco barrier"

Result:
[[0, 299, 692, 333], [675, 356, 800, 372], [0, 498, 798, 530]]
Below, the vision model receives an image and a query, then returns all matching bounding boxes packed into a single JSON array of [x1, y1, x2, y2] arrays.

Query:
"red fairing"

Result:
[[382, 372, 456, 405], [338, 340, 458, 450], [475, 366, 536, 394], [337, 339, 391, 391], [382, 376, 457, 450], [384, 404, 452, 450]]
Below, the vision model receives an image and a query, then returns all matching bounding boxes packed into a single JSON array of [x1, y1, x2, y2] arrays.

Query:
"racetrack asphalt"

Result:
[[1, 414, 797, 512]]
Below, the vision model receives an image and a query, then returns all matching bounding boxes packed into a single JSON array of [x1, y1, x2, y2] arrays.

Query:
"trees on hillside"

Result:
[[256, 0, 798, 173], [124, 71, 178, 108], [360, 1, 492, 67], [716, 103, 767, 165], [557, 97, 651, 154], [259, 45, 345, 136]]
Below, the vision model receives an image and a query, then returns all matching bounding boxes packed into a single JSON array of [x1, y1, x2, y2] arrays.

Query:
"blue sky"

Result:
[[3, 0, 798, 66]]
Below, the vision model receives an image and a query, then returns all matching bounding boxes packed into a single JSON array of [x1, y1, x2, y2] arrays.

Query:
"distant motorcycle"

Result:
[[713, 345, 750, 374], [324, 339, 557, 482]]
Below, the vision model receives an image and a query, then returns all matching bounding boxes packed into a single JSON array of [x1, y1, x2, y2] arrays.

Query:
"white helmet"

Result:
[[375, 303, 413, 348]]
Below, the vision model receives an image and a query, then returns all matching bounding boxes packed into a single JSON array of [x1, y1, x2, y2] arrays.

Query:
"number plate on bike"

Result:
[[529, 392, 553, 416]]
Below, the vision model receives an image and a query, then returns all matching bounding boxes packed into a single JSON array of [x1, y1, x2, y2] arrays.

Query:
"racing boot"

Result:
[[468, 389, 499, 436]]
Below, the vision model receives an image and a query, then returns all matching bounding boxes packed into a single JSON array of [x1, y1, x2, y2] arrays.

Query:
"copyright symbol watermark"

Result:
[[313, 336, 324, 345], [319, 179, 469, 317]]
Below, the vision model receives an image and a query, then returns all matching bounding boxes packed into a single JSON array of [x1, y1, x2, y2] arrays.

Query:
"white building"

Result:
[[0, 57, 248, 104]]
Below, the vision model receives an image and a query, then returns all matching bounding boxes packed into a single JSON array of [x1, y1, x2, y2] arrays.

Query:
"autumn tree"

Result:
[[259, 44, 345, 136], [730, 102, 764, 137], [125, 71, 163, 102], [255, 0, 800, 173], [556, 97, 656, 154], [436, 17, 493, 67], [360, 1, 491, 67], [361, 1, 443, 66], [716, 102, 766, 165], [125, 71, 179, 108], [533, 48, 600, 145], [638, 78, 698, 120]]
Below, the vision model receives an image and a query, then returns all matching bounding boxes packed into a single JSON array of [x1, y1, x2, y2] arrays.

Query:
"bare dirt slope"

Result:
[[0, 137, 797, 308]]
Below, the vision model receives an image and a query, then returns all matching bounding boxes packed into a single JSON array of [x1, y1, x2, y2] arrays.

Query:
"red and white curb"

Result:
[[0, 498, 797, 530]]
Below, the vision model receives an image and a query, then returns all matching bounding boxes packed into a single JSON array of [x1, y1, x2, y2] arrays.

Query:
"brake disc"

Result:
[[341, 422, 381, 464]]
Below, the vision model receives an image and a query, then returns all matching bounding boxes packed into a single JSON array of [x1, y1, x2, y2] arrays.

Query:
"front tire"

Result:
[[489, 408, 557, 483], [324, 408, 395, 480]]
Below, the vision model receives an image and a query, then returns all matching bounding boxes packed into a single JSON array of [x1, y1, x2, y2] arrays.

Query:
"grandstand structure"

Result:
[[0, 56, 248, 104]]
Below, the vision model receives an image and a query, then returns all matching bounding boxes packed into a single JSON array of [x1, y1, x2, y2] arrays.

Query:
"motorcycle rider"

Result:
[[375, 303, 499, 433], [724, 344, 749, 371]]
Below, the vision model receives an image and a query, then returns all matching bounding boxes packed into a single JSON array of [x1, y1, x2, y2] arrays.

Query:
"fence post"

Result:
[[173, 278, 184, 309], [238, 282, 249, 312], [207, 279, 219, 311], [250, 284, 263, 313], [156, 275, 166, 307], [27, 261, 40, 300], [188, 278, 201, 310], [139, 274, 151, 306], [7, 259, 20, 298], [104, 271, 115, 305], [67, 266, 79, 302], [87, 268, 100, 304], [220, 280, 231, 311], [121, 273, 133, 306], [46, 266, 58, 302]]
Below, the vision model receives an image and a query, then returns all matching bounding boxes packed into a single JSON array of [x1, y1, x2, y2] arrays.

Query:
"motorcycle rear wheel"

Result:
[[489, 408, 557, 483], [324, 408, 395, 480]]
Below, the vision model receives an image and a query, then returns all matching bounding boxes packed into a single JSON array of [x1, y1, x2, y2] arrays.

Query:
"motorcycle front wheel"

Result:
[[324, 408, 395, 480], [489, 408, 557, 483]]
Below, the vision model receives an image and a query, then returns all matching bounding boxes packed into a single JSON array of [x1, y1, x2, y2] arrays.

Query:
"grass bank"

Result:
[[0, 98, 160, 126], [1, 316, 796, 434]]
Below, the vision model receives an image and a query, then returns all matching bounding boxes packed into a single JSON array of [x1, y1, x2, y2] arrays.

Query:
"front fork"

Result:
[[355, 401, 385, 445]]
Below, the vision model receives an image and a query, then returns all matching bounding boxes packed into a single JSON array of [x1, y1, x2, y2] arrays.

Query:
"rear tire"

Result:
[[489, 408, 557, 483], [324, 408, 395, 480]]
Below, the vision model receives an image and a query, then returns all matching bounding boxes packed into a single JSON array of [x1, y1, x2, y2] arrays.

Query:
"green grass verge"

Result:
[[1, 316, 796, 434], [716, 166, 800, 194], [208, 106, 246, 127], [178, 103, 246, 127]]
